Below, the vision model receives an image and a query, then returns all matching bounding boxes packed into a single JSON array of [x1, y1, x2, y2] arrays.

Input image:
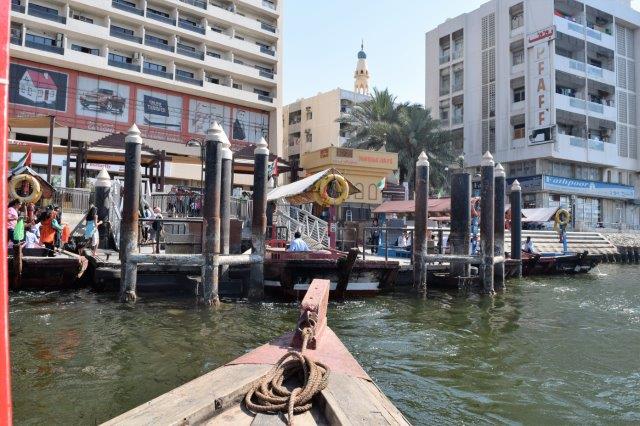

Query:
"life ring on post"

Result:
[[554, 208, 571, 231], [315, 173, 350, 207], [9, 174, 42, 204]]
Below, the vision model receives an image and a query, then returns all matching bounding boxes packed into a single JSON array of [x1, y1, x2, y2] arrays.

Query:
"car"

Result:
[[80, 88, 126, 114]]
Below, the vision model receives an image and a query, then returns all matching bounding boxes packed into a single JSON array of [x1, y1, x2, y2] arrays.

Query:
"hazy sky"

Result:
[[282, 0, 640, 106]]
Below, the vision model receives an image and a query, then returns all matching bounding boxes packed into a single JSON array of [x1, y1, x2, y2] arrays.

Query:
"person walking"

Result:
[[40, 208, 63, 256], [83, 205, 102, 255]]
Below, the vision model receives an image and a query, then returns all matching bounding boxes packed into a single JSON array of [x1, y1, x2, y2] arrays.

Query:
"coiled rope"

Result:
[[244, 316, 330, 425]]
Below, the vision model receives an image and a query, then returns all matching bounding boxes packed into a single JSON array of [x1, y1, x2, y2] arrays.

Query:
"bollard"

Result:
[[494, 163, 506, 291], [413, 152, 429, 295], [509, 180, 523, 278], [249, 137, 269, 301], [220, 130, 233, 280], [450, 171, 471, 278], [480, 151, 495, 294], [94, 168, 111, 250], [120, 124, 142, 302], [201, 122, 224, 307]]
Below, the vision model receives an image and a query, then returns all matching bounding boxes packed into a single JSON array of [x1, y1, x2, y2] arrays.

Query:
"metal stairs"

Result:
[[274, 202, 330, 249]]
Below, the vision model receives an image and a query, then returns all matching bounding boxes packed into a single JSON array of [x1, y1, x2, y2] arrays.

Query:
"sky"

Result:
[[283, 0, 640, 106]]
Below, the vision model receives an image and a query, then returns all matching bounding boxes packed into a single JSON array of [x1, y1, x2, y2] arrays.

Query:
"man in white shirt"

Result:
[[288, 231, 310, 252], [24, 225, 41, 249]]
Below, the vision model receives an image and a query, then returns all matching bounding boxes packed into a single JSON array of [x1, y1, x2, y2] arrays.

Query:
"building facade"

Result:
[[9, 0, 282, 188], [426, 0, 640, 229]]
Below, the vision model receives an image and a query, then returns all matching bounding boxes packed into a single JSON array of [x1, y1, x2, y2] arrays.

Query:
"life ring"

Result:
[[554, 208, 571, 230], [9, 174, 42, 204], [315, 173, 349, 206]]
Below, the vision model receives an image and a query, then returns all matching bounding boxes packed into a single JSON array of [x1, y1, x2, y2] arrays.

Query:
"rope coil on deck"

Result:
[[244, 314, 330, 425]]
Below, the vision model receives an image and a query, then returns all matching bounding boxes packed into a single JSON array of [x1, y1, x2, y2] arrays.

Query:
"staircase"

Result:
[[274, 203, 330, 249]]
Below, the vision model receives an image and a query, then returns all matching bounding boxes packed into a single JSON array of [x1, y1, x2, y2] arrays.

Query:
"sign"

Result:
[[136, 89, 182, 131], [76, 75, 130, 123], [543, 175, 635, 200], [9, 63, 68, 112], [506, 175, 543, 192], [528, 26, 554, 145]]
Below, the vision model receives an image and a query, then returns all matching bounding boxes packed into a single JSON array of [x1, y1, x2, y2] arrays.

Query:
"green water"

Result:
[[9, 264, 640, 424]]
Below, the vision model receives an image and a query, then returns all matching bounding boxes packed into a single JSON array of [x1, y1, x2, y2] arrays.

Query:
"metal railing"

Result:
[[110, 27, 142, 43], [180, 0, 206, 9], [108, 59, 140, 72], [25, 40, 64, 54], [145, 38, 174, 52], [258, 94, 273, 103], [260, 46, 275, 56], [53, 187, 92, 215], [362, 227, 415, 263], [28, 7, 66, 23], [177, 44, 204, 60], [260, 22, 276, 33], [148, 194, 252, 223], [274, 203, 329, 249], [262, 0, 276, 10], [258, 69, 274, 79], [112, 0, 144, 16], [143, 67, 173, 79], [179, 20, 206, 34], [146, 9, 176, 25], [176, 74, 203, 86]]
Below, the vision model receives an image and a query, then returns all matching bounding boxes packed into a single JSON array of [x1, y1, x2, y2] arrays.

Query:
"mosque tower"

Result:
[[354, 40, 370, 95]]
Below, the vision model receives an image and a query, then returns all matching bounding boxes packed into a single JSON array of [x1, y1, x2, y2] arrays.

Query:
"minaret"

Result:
[[354, 40, 370, 95]]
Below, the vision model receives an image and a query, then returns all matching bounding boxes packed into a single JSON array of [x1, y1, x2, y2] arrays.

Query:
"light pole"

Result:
[[186, 138, 205, 190]]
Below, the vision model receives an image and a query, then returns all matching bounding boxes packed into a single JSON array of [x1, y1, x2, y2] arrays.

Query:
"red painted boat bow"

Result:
[[1, 2, 14, 423]]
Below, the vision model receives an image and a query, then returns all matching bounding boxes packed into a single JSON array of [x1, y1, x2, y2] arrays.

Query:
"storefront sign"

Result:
[[527, 26, 554, 145], [506, 175, 543, 192], [543, 175, 635, 199]]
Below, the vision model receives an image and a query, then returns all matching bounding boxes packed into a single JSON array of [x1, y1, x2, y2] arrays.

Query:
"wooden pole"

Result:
[[46, 115, 55, 183], [480, 151, 495, 294], [65, 127, 72, 188], [249, 137, 269, 301], [494, 163, 506, 291], [119, 124, 142, 302], [202, 122, 223, 306], [74, 142, 83, 188], [220, 133, 233, 279], [413, 151, 429, 295], [510, 180, 523, 278], [450, 171, 471, 278]]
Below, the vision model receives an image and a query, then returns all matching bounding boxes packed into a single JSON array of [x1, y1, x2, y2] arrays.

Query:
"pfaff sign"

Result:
[[528, 26, 555, 144]]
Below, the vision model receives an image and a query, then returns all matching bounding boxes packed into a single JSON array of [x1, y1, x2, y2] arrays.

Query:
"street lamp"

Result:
[[186, 138, 205, 191]]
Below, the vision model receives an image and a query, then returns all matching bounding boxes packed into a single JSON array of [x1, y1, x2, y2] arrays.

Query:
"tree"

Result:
[[338, 88, 453, 195]]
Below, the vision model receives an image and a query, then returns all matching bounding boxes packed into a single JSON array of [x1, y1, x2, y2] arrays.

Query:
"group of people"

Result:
[[141, 204, 163, 244], [7, 200, 67, 255]]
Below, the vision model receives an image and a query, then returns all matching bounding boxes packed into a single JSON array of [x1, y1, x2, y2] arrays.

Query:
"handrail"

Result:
[[274, 203, 329, 249]]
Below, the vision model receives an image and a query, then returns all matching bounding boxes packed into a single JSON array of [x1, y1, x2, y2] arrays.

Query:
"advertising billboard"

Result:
[[136, 89, 182, 130], [9, 63, 68, 112], [188, 99, 231, 135], [232, 108, 269, 144], [76, 75, 130, 123]]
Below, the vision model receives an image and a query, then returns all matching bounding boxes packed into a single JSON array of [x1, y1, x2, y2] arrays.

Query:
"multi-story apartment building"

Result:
[[8, 0, 282, 188], [283, 45, 370, 180], [426, 0, 640, 229]]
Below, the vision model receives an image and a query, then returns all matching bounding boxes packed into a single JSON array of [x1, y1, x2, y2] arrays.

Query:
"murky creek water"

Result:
[[9, 264, 640, 424]]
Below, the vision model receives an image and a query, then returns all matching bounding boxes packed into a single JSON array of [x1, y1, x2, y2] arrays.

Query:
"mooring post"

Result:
[[201, 122, 224, 307], [219, 132, 233, 280], [510, 180, 522, 278], [450, 170, 471, 278], [95, 168, 111, 250], [413, 152, 429, 295], [494, 163, 506, 290], [120, 124, 142, 302], [480, 151, 495, 294], [249, 137, 269, 301]]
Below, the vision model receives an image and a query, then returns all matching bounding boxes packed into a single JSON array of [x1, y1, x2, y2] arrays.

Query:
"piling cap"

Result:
[[125, 124, 142, 145], [205, 121, 227, 143], [95, 167, 112, 188], [416, 151, 429, 167], [220, 127, 233, 160], [511, 179, 521, 191], [495, 163, 505, 178], [254, 137, 269, 155], [481, 151, 494, 167]]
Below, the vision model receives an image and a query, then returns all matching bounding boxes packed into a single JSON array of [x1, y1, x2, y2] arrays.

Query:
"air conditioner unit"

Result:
[[133, 52, 141, 63]]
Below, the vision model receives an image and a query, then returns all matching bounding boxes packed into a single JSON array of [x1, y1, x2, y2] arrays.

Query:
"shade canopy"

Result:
[[8, 116, 63, 129], [521, 207, 560, 222], [267, 168, 360, 205], [373, 198, 451, 215]]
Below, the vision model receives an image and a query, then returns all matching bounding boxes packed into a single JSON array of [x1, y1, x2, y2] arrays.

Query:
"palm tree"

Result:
[[338, 89, 453, 195]]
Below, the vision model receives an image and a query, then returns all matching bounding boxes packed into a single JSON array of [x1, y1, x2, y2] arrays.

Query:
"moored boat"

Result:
[[8, 246, 88, 290], [520, 250, 600, 276]]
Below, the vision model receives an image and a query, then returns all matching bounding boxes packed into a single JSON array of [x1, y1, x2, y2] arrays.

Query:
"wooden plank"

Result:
[[102, 364, 270, 426]]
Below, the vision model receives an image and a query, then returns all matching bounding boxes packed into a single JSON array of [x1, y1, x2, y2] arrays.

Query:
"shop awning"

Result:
[[373, 198, 451, 215], [8, 116, 64, 129], [267, 168, 360, 204]]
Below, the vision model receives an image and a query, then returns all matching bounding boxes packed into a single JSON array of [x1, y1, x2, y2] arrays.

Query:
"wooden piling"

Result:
[[119, 124, 142, 302], [494, 163, 506, 291], [248, 137, 269, 301], [480, 151, 495, 294], [413, 152, 429, 295], [95, 168, 111, 250], [220, 134, 233, 279], [450, 171, 471, 278], [202, 122, 224, 307], [634, 246, 639, 264], [509, 180, 523, 278]]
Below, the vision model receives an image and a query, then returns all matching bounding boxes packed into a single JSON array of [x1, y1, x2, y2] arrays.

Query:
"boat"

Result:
[[104, 279, 410, 425], [520, 250, 600, 276], [8, 246, 88, 290]]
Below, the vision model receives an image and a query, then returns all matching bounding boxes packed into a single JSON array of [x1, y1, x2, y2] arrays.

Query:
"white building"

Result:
[[426, 0, 640, 229], [9, 0, 282, 188]]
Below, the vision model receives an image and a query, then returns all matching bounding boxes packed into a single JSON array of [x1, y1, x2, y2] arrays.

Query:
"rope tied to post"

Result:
[[244, 312, 330, 425]]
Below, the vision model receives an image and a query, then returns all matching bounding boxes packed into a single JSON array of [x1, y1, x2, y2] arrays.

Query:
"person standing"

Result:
[[142, 204, 153, 242], [150, 207, 163, 244], [40, 208, 63, 256], [8, 199, 21, 243], [287, 231, 310, 252], [24, 225, 41, 249], [84, 205, 102, 255]]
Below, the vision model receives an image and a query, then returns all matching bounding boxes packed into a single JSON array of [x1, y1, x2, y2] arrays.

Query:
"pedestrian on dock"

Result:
[[370, 218, 381, 254], [53, 205, 63, 249], [523, 236, 538, 254], [8, 199, 21, 243], [40, 207, 64, 256], [142, 204, 153, 242], [287, 231, 310, 252], [150, 207, 163, 243], [84, 205, 102, 255]]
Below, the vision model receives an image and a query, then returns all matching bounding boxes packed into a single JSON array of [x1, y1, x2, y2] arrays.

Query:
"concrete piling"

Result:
[[450, 171, 471, 278], [95, 168, 112, 250], [509, 180, 523, 278], [201, 122, 224, 307], [219, 131, 233, 280], [120, 124, 142, 302], [480, 151, 495, 294], [494, 163, 506, 291], [413, 152, 429, 295], [248, 137, 269, 301]]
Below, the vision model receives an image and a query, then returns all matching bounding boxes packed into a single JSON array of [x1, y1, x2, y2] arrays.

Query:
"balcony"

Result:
[[12, 3, 25, 13], [439, 53, 450, 65], [586, 63, 615, 85], [260, 46, 275, 56], [556, 54, 586, 76], [258, 69, 274, 79], [110, 27, 142, 44], [145, 38, 174, 52], [177, 44, 204, 60], [586, 25, 615, 50], [10, 35, 22, 45], [25, 39, 63, 54], [262, 0, 276, 10], [112, 0, 144, 16], [146, 9, 175, 25], [260, 22, 277, 33], [143, 67, 173, 79], [108, 58, 140, 72], [179, 20, 206, 34], [554, 15, 584, 39], [180, 0, 206, 9], [587, 100, 616, 121], [258, 94, 273, 103], [176, 74, 203, 86], [556, 133, 617, 165], [555, 92, 587, 115], [28, 7, 66, 24]]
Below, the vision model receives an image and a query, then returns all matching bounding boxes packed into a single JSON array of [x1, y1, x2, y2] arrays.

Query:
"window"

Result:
[[176, 69, 194, 78], [513, 123, 525, 139], [305, 132, 312, 143], [618, 171, 624, 184], [144, 62, 166, 72], [179, 17, 197, 26], [30, 3, 59, 15], [147, 7, 169, 18], [108, 52, 132, 63], [72, 13, 93, 24], [512, 49, 524, 65], [146, 34, 167, 44], [115, 0, 136, 7], [511, 12, 524, 30], [71, 44, 99, 55], [111, 25, 134, 36], [305, 107, 312, 120], [25, 33, 57, 46], [253, 88, 270, 97], [513, 86, 525, 102], [607, 170, 612, 182]]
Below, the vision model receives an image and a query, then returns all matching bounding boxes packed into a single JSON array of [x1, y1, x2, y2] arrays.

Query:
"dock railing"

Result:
[[53, 187, 92, 214]]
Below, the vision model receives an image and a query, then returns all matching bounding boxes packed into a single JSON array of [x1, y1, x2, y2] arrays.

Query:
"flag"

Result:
[[376, 176, 386, 190], [268, 158, 279, 177], [10, 148, 32, 173]]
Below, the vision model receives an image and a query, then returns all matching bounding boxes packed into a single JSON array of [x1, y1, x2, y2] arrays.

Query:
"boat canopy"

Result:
[[373, 198, 451, 215], [266, 168, 360, 205], [521, 207, 560, 222]]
